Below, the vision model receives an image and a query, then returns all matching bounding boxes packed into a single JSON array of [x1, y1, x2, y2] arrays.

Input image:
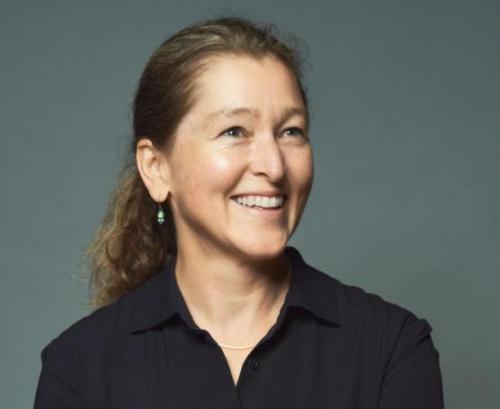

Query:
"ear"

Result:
[[135, 138, 171, 203]]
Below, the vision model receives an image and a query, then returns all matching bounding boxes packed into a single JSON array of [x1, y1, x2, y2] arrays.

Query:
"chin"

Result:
[[235, 239, 287, 261]]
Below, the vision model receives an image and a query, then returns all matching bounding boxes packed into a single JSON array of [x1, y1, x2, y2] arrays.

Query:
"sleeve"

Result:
[[378, 313, 445, 409], [33, 338, 83, 409]]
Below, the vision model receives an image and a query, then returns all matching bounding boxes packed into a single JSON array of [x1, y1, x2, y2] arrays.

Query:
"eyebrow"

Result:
[[205, 106, 308, 127]]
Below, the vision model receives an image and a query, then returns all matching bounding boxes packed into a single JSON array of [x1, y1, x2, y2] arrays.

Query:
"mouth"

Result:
[[230, 195, 288, 218]]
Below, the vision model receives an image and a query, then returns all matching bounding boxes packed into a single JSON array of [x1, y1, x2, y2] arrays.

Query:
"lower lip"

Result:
[[231, 198, 286, 219]]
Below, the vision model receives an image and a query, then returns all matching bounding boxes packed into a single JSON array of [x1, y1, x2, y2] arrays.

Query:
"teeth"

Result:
[[235, 195, 284, 208]]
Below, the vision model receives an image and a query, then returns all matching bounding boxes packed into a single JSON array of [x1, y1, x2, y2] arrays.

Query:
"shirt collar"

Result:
[[129, 245, 341, 334]]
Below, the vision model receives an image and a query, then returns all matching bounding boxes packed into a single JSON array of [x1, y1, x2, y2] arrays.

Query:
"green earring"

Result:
[[157, 203, 165, 225]]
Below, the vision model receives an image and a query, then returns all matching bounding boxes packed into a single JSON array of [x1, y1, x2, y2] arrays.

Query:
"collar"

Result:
[[129, 245, 341, 334]]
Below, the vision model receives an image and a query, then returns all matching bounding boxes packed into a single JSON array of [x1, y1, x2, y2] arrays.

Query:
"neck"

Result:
[[174, 244, 292, 342]]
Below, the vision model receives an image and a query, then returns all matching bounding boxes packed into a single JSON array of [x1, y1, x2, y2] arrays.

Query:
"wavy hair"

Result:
[[78, 13, 312, 310]]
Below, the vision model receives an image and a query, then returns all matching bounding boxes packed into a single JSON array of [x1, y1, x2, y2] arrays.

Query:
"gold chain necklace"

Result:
[[217, 341, 257, 350]]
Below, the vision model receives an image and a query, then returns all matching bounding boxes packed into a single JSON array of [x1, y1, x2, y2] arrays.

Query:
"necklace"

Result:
[[217, 341, 257, 350]]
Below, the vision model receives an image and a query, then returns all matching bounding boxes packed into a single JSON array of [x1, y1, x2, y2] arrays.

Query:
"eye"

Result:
[[284, 127, 306, 138], [220, 126, 307, 139], [221, 126, 244, 138]]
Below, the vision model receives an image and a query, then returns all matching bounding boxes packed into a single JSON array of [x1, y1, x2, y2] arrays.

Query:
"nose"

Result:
[[248, 134, 286, 182]]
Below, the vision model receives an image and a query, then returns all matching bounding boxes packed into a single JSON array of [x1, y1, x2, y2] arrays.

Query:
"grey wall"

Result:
[[1, 1, 498, 407]]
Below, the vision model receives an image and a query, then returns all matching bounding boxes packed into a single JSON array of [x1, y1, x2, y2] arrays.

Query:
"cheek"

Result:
[[207, 152, 236, 175], [288, 148, 314, 190], [177, 148, 241, 196]]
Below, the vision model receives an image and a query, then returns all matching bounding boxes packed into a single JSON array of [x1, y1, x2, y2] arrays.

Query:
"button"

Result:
[[248, 358, 259, 369]]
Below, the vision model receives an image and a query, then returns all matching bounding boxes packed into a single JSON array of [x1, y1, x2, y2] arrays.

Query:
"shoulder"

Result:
[[60, 294, 132, 341], [307, 265, 438, 378], [291, 246, 431, 336], [316, 268, 442, 398], [44, 264, 171, 350], [310, 264, 434, 356], [39, 278, 142, 368], [337, 274, 426, 326], [310, 262, 429, 325]]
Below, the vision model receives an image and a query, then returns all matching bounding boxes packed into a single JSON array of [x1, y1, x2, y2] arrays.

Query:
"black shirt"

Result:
[[34, 246, 444, 408]]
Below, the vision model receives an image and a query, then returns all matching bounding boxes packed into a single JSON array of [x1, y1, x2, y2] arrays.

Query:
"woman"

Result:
[[34, 15, 444, 408]]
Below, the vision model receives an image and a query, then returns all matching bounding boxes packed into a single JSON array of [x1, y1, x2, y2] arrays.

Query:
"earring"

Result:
[[157, 203, 165, 225]]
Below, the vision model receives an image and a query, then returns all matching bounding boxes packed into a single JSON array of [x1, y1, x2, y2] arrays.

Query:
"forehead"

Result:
[[190, 55, 306, 125]]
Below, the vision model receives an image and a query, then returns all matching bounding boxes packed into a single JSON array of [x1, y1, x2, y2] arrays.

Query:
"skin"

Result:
[[136, 54, 314, 351]]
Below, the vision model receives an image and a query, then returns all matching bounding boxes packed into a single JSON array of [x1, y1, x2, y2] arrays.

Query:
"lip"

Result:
[[231, 192, 287, 199]]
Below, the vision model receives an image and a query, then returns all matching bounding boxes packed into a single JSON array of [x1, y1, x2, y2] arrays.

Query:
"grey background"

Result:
[[1, 1, 498, 408]]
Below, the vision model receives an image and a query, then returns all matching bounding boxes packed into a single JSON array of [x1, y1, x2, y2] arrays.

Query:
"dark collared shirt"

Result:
[[34, 246, 444, 408]]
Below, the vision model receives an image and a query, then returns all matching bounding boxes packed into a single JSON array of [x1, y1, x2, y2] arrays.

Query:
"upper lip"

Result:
[[231, 191, 287, 198]]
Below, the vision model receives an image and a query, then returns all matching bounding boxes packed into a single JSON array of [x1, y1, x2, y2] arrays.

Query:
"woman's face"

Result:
[[164, 54, 314, 260]]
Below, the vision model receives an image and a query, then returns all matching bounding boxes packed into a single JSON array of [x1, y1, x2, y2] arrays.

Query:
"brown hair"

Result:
[[79, 14, 312, 310]]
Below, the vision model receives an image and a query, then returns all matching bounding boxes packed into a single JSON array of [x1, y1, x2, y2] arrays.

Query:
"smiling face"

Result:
[[161, 54, 314, 261]]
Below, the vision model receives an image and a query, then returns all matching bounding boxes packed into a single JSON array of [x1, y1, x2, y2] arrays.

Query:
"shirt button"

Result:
[[248, 358, 259, 369]]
